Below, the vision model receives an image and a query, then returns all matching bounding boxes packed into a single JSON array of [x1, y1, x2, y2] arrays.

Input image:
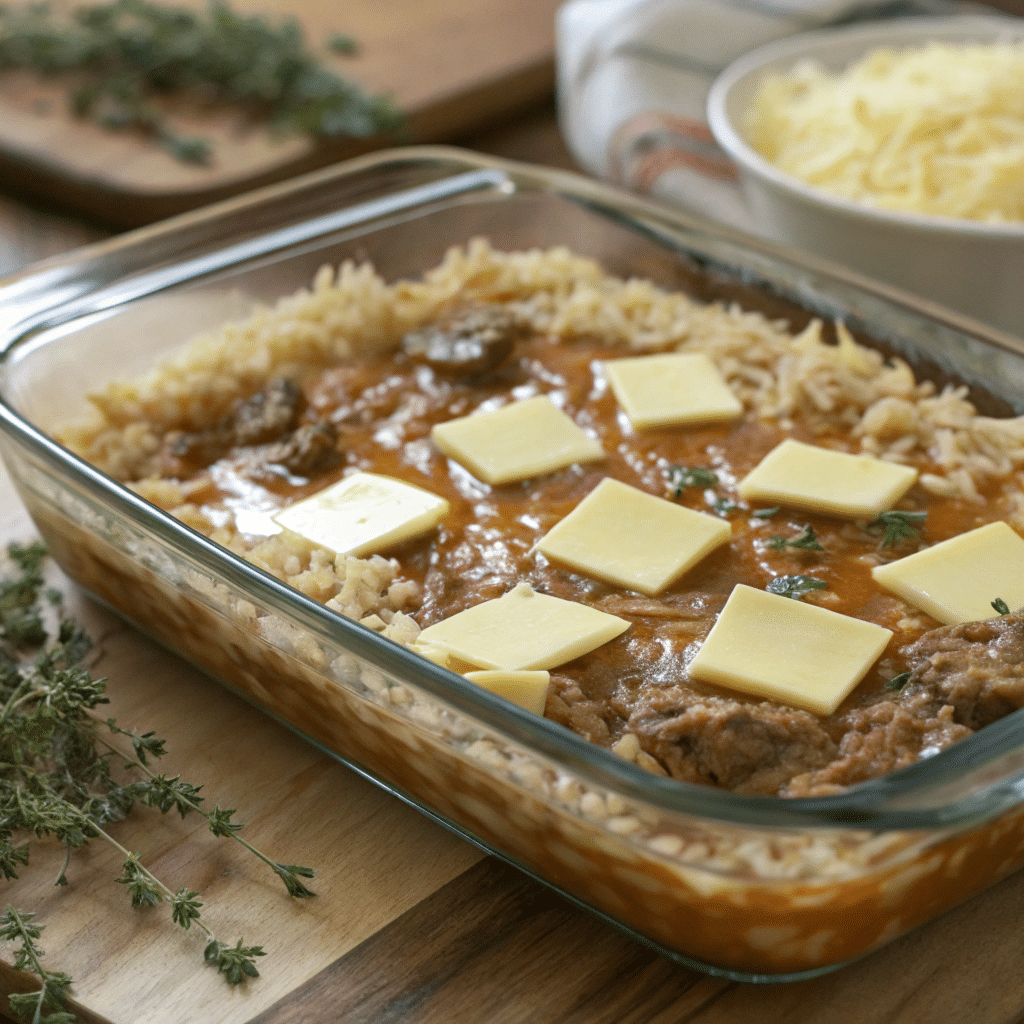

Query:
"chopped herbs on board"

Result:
[[0, 0, 405, 163], [0, 542, 315, 1023]]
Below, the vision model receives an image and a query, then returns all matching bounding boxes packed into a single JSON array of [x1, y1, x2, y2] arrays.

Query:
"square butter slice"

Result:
[[536, 477, 731, 596], [603, 352, 743, 429], [417, 582, 630, 671], [737, 438, 917, 518], [463, 671, 551, 716], [431, 394, 604, 485], [872, 520, 1024, 625], [688, 584, 892, 715], [272, 471, 449, 558]]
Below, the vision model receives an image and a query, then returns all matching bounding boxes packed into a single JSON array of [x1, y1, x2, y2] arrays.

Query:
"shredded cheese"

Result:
[[744, 40, 1024, 222]]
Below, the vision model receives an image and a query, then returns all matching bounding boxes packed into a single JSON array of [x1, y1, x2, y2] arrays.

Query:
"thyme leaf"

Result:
[[885, 671, 912, 692], [204, 938, 266, 984], [766, 575, 828, 600], [767, 526, 824, 552], [712, 497, 739, 517], [0, 0, 405, 164], [870, 510, 927, 549], [666, 465, 717, 497], [992, 598, 1011, 615]]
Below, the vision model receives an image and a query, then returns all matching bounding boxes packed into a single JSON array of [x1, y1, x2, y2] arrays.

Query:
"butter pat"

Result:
[[738, 438, 917, 518], [431, 395, 604, 484], [689, 584, 892, 715], [603, 352, 743, 428], [536, 477, 730, 596], [464, 670, 551, 716], [417, 582, 630, 670], [872, 521, 1024, 625], [272, 471, 449, 558]]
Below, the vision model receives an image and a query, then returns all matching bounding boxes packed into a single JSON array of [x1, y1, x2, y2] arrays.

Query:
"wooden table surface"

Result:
[[6, 26, 1024, 1024]]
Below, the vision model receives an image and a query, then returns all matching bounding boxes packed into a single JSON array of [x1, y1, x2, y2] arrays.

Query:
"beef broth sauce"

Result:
[[152, 330, 1024, 797]]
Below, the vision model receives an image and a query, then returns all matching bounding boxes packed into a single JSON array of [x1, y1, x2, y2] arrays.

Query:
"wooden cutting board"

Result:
[[0, 0, 562, 226]]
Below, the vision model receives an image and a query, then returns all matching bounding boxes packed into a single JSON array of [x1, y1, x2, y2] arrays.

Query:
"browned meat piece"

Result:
[[546, 675, 613, 745], [162, 378, 303, 475], [626, 685, 837, 794], [900, 612, 1024, 729], [785, 613, 1024, 795], [248, 422, 340, 480], [785, 694, 973, 797], [402, 305, 527, 377]]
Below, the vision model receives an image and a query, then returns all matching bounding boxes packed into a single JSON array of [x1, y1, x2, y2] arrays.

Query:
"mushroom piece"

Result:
[[402, 305, 527, 378], [162, 378, 304, 475]]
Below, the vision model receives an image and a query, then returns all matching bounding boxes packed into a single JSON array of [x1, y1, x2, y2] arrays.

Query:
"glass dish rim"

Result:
[[3, 143, 1024, 833]]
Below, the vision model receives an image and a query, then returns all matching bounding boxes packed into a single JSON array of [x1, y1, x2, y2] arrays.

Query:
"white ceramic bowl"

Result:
[[707, 15, 1024, 338]]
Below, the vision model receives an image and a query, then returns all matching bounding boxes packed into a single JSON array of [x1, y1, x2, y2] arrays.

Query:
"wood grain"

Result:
[[248, 852, 1024, 1024], [0, 0, 562, 225]]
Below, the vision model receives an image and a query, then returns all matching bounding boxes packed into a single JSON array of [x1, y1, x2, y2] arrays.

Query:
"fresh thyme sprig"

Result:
[[666, 464, 717, 497], [0, 907, 75, 1024], [0, 0, 405, 164], [870, 510, 927, 549], [766, 575, 828, 600], [94, 728, 316, 898], [767, 526, 824, 552], [0, 542, 315, 1019]]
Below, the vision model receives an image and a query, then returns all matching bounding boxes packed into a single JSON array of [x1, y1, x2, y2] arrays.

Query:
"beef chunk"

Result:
[[163, 379, 303, 474], [402, 305, 527, 377], [785, 693, 973, 796], [901, 612, 1024, 729], [252, 422, 339, 479], [784, 613, 1024, 796], [546, 675, 612, 745], [627, 685, 837, 794]]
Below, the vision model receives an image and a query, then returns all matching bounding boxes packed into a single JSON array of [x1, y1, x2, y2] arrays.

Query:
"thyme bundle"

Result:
[[0, 0, 404, 163], [0, 542, 316, 1023]]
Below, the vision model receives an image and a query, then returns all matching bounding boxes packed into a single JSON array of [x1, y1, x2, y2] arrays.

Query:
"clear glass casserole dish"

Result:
[[4, 146, 1024, 983]]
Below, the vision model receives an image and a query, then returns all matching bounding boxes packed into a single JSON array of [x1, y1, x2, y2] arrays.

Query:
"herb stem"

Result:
[[79, 813, 222, 947], [0, 906, 72, 1024], [91, 724, 314, 898], [0, 683, 44, 725]]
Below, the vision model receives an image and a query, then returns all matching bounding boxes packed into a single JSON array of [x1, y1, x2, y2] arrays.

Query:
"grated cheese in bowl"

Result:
[[743, 40, 1024, 223]]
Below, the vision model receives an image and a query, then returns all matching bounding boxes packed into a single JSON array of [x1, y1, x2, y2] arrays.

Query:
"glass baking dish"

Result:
[[4, 146, 1024, 983]]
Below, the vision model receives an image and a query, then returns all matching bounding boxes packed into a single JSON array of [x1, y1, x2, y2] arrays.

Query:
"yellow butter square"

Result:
[[872, 521, 1024, 625], [688, 584, 892, 715], [430, 394, 604, 485], [603, 352, 743, 429], [463, 670, 551, 716], [272, 471, 449, 558], [737, 438, 917, 518], [417, 582, 630, 671], [536, 477, 731, 596]]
